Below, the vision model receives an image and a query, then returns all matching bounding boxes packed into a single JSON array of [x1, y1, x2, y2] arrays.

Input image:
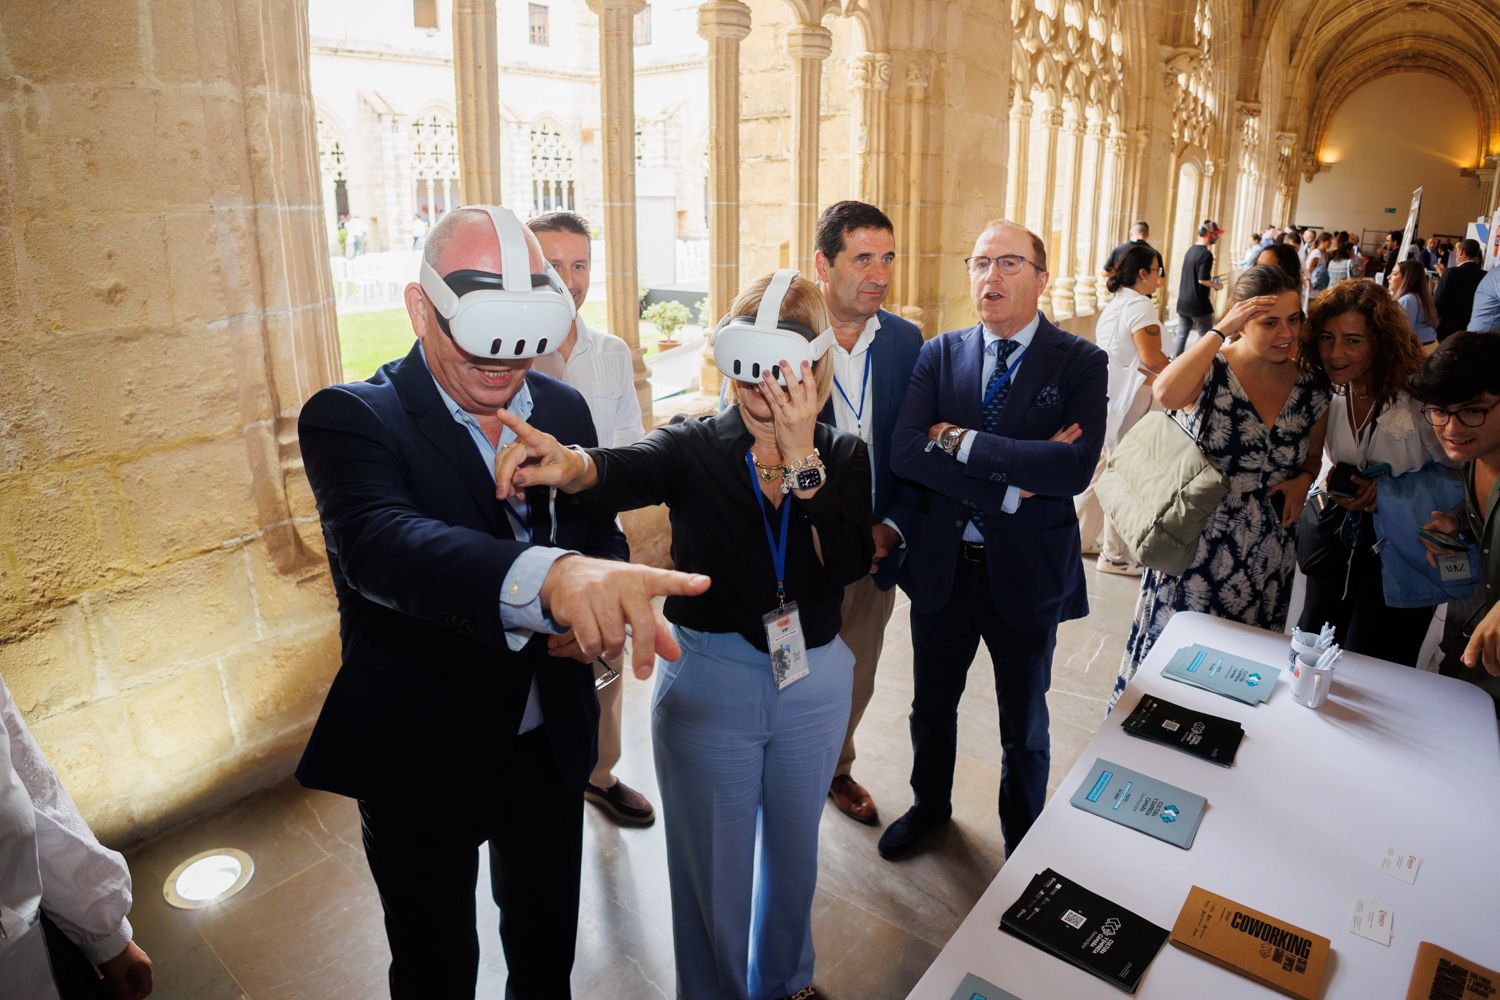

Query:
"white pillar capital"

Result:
[[786, 23, 833, 62], [848, 51, 893, 93], [697, 0, 751, 41], [585, 0, 646, 16]]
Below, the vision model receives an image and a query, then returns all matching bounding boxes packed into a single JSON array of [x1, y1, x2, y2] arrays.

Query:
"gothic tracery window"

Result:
[[410, 113, 460, 222], [529, 122, 576, 214]]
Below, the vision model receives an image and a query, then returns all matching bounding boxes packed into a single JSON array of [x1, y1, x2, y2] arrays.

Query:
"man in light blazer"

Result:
[[812, 200, 923, 824], [880, 219, 1107, 860]]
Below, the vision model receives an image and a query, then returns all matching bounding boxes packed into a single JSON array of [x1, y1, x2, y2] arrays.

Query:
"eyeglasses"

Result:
[[1420, 399, 1500, 428], [963, 254, 1042, 277]]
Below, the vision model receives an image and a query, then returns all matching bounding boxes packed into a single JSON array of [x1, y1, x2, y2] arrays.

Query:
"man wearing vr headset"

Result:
[[809, 200, 923, 826], [881, 220, 1107, 862], [527, 210, 655, 829], [294, 205, 709, 999]]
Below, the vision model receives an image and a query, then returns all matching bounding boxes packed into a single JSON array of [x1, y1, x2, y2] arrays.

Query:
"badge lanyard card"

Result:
[[745, 451, 810, 689], [833, 348, 873, 437]]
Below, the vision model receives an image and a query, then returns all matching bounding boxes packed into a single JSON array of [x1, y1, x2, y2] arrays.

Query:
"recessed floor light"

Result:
[[163, 848, 254, 910]]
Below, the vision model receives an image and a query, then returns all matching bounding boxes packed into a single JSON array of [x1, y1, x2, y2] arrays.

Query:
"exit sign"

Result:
[[1385, 207, 1398, 213]]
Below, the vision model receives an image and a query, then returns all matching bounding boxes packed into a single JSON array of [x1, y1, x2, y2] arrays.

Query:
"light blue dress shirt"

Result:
[[954, 313, 1037, 541], [423, 347, 573, 733], [1468, 265, 1500, 333]]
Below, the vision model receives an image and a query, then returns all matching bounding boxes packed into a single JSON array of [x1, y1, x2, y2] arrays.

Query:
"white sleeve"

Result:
[[1126, 296, 1161, 335], [2, 680, 133, 964], [613, 357, 645, 446]]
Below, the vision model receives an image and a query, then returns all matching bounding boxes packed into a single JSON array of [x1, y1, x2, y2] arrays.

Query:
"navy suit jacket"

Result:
[[294, 342, 627, 803], [817, 308, 923, 590], [891, 315, 1108, 630]]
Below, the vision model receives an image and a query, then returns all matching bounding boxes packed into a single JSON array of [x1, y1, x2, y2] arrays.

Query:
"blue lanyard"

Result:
[[982, 344, 1028, 410], [833, 347, 874, 428], [744, 450, 792, 609]]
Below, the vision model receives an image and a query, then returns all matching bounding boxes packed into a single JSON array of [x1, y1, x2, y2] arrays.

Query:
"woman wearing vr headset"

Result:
[[494, 271, 871, 1000]]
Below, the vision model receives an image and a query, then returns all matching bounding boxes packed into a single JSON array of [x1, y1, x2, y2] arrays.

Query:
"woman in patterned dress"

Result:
[[1112, 265, 1332, 706]]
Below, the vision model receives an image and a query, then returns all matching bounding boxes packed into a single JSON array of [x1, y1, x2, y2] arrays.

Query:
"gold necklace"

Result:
[[751, 455, 784, 481]]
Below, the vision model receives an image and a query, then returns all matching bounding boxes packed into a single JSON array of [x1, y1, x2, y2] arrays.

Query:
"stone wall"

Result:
[[0, 0, 343, 844]]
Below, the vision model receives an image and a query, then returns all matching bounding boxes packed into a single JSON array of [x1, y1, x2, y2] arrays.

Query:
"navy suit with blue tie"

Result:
[[889, 313, 1106, 854]]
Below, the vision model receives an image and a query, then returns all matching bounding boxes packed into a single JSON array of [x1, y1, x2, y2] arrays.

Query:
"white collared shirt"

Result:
[[828, 314, 881, 451], [531, 319, 645, 447], [1, 676, 133, 1000]]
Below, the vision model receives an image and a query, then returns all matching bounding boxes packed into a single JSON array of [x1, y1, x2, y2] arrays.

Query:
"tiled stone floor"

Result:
[[124, 565, 1141, 999]]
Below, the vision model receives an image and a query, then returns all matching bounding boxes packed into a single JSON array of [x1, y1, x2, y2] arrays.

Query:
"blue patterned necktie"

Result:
[[968, 337, 1021, 533]]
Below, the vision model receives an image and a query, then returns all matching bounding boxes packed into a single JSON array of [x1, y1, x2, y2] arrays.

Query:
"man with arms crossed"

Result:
[[296, 207, 707, 998], [879, 220, 1106, 860], [528, 210, 654, 827], [810, 200, 923, 824]]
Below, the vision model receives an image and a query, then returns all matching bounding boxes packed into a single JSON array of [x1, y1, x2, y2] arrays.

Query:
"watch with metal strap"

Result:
[[781, 448, 826, 494], [939, 425, 970, 457]]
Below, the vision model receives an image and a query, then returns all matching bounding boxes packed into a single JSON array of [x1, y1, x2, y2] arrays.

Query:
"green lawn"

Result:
[[336, 301, 666, 382]]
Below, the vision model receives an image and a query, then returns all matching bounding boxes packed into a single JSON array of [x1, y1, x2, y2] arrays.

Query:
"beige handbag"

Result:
[[1094, 410, 1229, 577]]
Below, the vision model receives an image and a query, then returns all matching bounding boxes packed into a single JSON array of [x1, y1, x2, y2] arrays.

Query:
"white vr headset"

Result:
[[712, 268, 835, 385], [418, 204, 576, 360]]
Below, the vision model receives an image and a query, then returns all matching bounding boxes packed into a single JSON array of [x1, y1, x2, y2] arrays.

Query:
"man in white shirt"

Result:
[[810, 201, 924, 825], [528, 211, 653, 827], [0, 675, 154, 1000]]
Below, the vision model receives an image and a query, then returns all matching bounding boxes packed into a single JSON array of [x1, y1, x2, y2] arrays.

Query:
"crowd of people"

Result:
[[6, 196, 1499, 1000]]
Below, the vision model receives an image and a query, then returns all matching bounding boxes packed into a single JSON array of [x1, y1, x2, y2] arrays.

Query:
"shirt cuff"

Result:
[[1001, 486, 1021, 514], [500, 547, 577, 649], [78, 916, 132, 966], [880, 517, 906, 548], [955, 429, 976, 464]]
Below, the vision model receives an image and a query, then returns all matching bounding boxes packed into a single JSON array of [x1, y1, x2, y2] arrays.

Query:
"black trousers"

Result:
[[1298, 539, 1435, 668], [358, 728, 584, 1000], [908, 557, 1056, 856]]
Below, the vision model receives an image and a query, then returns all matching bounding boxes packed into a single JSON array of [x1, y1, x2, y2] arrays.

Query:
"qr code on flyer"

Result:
[[1061, 909, 1086, 930]]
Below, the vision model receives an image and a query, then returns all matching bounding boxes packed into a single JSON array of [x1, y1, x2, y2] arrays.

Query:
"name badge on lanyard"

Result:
[[745, 451, 810, 689]]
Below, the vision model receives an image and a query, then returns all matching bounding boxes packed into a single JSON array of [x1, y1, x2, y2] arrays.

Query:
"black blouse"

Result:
[[583, 407, 873, 651]]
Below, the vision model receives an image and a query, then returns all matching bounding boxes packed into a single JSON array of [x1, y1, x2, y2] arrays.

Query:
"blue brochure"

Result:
[[1160, 643, 1279, 705], [948, 972, 1022, 1000], [1069, 758, 1207, 850]]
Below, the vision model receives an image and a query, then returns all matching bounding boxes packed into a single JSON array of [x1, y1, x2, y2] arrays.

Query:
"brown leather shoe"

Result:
[[829, 774, 878, 825], [584, 779, 656, 827]]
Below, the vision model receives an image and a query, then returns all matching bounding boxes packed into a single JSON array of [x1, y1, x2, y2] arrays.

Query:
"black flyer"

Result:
[[1121, 694, 1245, 766], [999, 868, 1169, 994]]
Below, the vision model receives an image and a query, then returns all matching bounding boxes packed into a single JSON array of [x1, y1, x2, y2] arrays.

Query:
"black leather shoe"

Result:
[[877, 805, 952, 860]]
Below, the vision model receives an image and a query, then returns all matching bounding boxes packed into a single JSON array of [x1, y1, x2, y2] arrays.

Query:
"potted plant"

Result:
[[642, 299, 691, 352]]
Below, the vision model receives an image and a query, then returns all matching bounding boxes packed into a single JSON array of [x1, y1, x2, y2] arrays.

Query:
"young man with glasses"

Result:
[[881, 220, 1106, 860], [1412, 332, 1500, 712]]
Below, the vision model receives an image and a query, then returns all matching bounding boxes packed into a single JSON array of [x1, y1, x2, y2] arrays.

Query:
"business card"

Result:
[[1350, 897, 1393, 946], [1378, 846, 1422, 885]]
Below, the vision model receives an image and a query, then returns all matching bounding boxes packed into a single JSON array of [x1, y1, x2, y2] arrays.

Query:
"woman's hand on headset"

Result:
[[494, 410, 597, 498], [760, 359, 819, 463]]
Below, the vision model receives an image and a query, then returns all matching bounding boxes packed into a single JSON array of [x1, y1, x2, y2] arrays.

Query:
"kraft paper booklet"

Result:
[[1162, 644, 1280, 705], [1000, 868, 1169, 994], [1120, 694, 1244, 766], [1069, 758, 1207, 849], [1405, 942, 1500, 999], [1170, 885, 1331, 999], [947, 972, 1022, 1000]]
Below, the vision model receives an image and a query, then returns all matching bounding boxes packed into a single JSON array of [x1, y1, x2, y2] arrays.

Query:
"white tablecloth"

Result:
[[907, 611, 1500, 999]]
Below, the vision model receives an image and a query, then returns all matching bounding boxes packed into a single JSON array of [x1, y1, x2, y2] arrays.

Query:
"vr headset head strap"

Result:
[[476, 205, 533, 293], [754, 268, 800, 330]]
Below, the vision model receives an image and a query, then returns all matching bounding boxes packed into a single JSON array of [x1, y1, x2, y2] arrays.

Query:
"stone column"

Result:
[[697, 0, 751, 395], [787, 23, 833, 272], [1271, 131, 1298, 225], [849, 51, 892, 207], [1006, 98, 1033, 225], [1050, 112, 1085, 319], [1095, 129, 1127, 306], [1075, 122, 1108, 317], [1034, 106, 1064, 317], [452, 0, 502, 205], [900, 59, 932, 327], [586, 0, 651, 420]]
